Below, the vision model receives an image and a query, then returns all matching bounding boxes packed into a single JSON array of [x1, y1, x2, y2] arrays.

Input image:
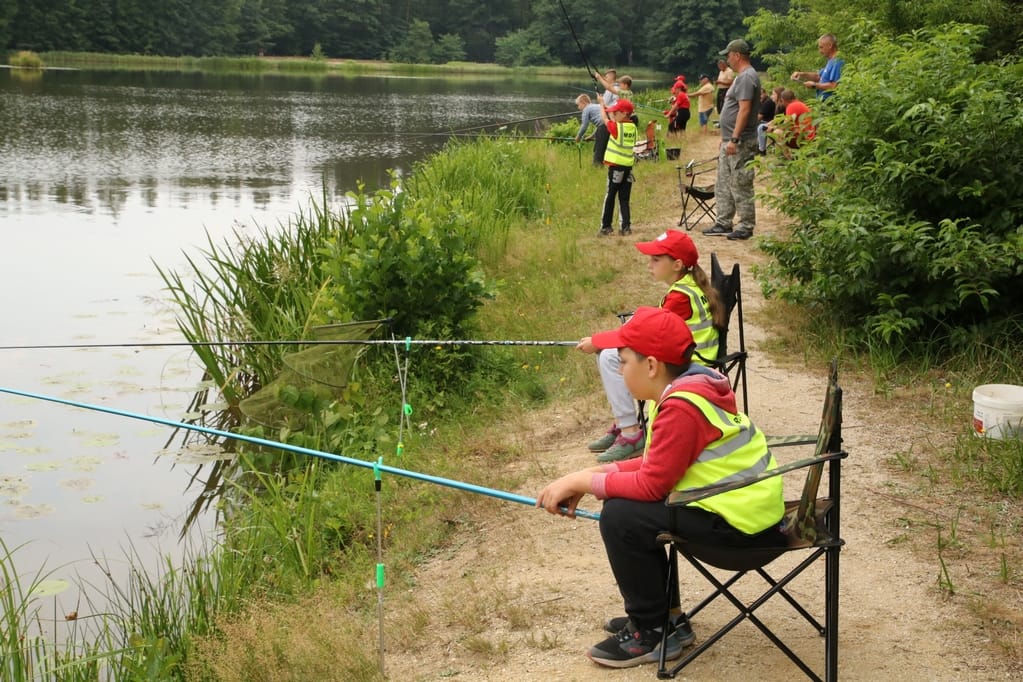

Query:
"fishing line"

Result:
[[0, 339, 579, 351], [0, 385, 600, 521], [444, 111, 578, 134]]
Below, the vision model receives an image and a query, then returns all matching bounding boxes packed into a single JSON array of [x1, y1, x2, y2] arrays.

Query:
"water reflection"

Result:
[[0, 66, 571, 618], [1, 68, 573, 218]]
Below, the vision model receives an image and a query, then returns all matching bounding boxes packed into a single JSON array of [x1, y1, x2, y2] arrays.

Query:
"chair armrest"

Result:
[[666, 450, 847, 507]]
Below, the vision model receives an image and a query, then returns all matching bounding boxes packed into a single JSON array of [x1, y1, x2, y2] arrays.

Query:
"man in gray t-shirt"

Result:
[[703, 39, 761, 241]]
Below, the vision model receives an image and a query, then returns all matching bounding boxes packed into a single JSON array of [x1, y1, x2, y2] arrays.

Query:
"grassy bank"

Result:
[[33, 51, 667, 82]]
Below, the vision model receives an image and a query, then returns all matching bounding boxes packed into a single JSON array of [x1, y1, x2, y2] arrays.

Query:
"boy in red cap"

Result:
[[665, 77, 690, 137], [598, 98, 637, 236], [581, 230, 723, 462], [537, 306, 784, 669]]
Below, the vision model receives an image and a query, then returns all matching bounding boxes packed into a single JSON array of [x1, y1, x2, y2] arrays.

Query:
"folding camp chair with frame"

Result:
[[634, 120, 659, 162], [656, 360, 847, 682], [677, 158, 717, 231]]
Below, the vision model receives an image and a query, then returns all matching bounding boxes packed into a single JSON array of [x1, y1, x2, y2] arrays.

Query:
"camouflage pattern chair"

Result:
[[656, 360, 846, 681]]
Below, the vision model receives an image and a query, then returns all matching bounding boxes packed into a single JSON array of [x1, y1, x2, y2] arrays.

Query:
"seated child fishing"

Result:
[[579, 230, 723, 462], [536, 306, 784, 668]]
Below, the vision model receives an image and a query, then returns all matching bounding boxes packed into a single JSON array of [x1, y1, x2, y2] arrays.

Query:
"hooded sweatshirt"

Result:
[[591, 365, 737, 501]]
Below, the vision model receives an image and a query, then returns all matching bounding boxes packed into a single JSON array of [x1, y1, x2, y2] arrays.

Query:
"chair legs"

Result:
[[657, 542, 840, 682]]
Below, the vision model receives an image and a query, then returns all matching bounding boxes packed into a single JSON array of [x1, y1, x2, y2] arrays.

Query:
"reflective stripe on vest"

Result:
[[604, 121, 637, 167], [662, 274, 719, 366], [649, 390, 783, 534]]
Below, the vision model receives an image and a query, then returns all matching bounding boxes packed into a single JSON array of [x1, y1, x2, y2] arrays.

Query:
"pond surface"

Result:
[[0, 66, 574, 613]]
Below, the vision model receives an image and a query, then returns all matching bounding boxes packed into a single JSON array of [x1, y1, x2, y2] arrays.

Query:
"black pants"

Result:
[[593, 123, 610, 166], [716, 87, 728, 115], [598, 497, 784, 630], [601, 165, 633, 231]]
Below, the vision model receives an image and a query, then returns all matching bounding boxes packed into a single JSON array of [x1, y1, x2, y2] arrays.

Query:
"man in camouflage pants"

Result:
[[702, 39, 761, 241]]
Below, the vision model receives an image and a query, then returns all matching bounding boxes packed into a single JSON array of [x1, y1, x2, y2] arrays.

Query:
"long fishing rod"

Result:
[[0, 385, 599, 521], [0, 339, 579, 351], [445, 111, 577, 134], [569, 85, 666, 115], [556, 0, 599, 82]]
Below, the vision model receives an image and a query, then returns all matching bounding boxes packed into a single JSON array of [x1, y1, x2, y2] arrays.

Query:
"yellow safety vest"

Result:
[[648, 390, 783, 535], [662, 274, 719, 365], [604, 121, 637, 167]]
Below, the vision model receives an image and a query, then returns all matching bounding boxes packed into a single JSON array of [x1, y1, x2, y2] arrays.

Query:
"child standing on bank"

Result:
[[581, 230, 723, 462], [537, 306, 784, 669], [598, 98, 638, 237]]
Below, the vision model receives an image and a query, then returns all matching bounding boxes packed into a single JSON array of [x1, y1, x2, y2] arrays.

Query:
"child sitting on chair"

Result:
[[579, 230, 723, 462], [537, 306, 784, 669]]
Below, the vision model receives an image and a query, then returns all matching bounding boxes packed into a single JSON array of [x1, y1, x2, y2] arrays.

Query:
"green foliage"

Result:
[[757, 23, 1023, 354], [432, 33, 467, 63], [8, 49, 42, 67], [310, 41, 324, 60], [494, 29, 554, 67], [389, 19, 435, 64]]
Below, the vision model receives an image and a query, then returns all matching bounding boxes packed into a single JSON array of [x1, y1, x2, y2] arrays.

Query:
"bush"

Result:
[[758, 23, 1023, 352], [9, 50, 43, 68], [494, 29, 554, 67]]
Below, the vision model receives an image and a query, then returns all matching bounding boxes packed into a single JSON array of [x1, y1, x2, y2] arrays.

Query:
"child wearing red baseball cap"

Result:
[[597, 98, 638, 236], [537, 306, 783, 669], [580, 230, 723, 462]]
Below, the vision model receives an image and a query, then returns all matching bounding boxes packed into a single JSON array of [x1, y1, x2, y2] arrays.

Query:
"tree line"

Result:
[[2, 0, 790, 77]]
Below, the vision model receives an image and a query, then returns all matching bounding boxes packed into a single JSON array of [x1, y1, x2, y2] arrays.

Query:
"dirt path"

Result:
[[382, 135, 1021, 681]]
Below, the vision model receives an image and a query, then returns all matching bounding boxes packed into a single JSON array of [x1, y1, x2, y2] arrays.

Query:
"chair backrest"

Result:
[[787, 360, 842, 543], [644, 120, 656, 147]]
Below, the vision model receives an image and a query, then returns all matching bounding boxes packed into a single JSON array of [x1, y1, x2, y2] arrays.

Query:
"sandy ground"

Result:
[[380, 134, 1022, 681]]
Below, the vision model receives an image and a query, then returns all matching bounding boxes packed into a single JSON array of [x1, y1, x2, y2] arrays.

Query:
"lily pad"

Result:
[[30, 579, 70, 597], [69, 456, 104, 472], [26, 461, 61, 471], [59, 478, 95, 491], [14, 503, 56, 519]]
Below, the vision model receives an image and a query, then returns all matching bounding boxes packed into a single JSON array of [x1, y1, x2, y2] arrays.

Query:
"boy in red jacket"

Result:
[[537, 307, 784, 669]]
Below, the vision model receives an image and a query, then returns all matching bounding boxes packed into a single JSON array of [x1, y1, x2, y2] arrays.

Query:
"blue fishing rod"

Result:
[[0, 385, 600, 521]]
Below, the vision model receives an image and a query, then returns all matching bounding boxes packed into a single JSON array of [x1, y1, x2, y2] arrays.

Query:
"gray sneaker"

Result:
[[702, 224, 731, 236], [587, 425, 621, 452], [726, 227, 753, 241], [596, 431, 644, 462]]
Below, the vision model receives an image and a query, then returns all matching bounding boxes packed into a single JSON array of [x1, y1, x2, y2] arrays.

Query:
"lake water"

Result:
[[0, 67, 573, 613]]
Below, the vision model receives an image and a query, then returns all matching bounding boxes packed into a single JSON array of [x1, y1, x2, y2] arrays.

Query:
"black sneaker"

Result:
[[726, 227, 753, 240], [598, 227, 614, 237], [604, 614, 695, 648], [620, 226, 632, 236], [588, 619, 682, 668], [702, 224, 731, 236]]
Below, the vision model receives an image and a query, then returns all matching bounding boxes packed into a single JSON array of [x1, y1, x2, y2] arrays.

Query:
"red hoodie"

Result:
[[591, 368, 736, 501]]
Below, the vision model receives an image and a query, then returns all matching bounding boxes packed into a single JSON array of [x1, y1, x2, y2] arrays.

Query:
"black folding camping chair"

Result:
[[656, 360, 847, 681], [677, 158, 717, 231]]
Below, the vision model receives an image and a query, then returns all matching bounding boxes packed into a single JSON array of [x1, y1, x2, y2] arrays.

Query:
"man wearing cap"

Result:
[[598, 98, 637, 236], [692, 74, 715, 133], [703, 38, 761, 241], [537, 306, 783, 668]]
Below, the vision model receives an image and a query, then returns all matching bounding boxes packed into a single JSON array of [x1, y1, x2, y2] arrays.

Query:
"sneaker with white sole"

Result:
[[587, 619, 682, 668], [587, 424, 621, 452], [596, 431, 644, 462], [604, 614, 695, 648]]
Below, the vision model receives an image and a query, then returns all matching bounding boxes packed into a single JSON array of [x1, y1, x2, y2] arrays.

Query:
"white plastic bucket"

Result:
[[972, 384, 1023, 439]]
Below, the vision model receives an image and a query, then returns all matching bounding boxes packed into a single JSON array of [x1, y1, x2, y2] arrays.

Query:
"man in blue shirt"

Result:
[[791, 33, 843, 100]]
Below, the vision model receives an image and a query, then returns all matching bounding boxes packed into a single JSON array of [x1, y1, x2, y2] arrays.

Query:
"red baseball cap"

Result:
[[634, 230, 699, 268], [590, 307, 695, 365], [605, 99, 635, 114]]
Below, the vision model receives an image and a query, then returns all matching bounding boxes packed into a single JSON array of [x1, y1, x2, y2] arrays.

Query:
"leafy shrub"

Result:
[[9, 50, 43, 68], [758, 23, 1023, 352], [494, 29, 554, 67], [432, 34, 466, 63]]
